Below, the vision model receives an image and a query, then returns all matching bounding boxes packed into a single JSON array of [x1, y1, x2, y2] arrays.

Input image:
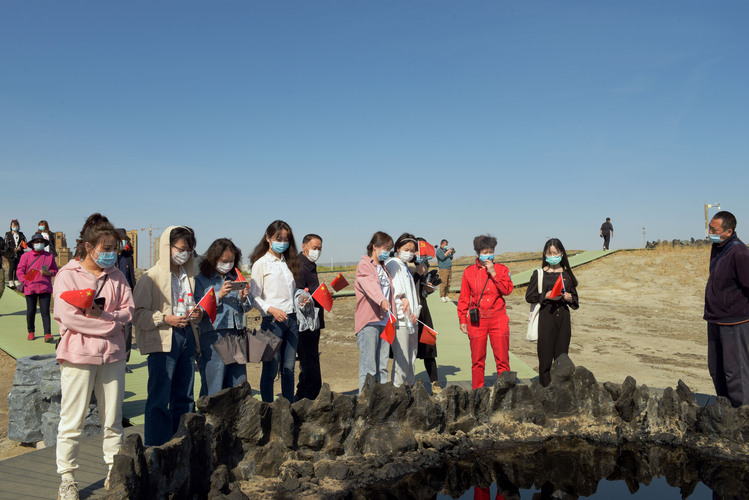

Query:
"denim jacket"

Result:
[[194, 271, 253, 333]]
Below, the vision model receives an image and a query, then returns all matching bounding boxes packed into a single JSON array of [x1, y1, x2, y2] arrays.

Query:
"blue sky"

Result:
[[2, 1, 747, 267]]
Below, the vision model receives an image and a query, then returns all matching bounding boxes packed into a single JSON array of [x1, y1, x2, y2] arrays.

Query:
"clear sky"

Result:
[[2, 1, 747, 267]]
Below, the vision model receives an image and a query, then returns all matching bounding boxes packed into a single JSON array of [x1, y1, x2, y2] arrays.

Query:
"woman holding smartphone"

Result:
[[194, 238, 252, 397], [457, 234, 514, 389], [250, 220, 304, 403], [53, 214, 134, 498], [525, 238, 579, 387]]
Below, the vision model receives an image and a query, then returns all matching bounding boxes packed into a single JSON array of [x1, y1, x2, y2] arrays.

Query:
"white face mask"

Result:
[[171, 251, 190, 265], [307, 249, 320, 262], [216, 261, 234, 274], [399, 251, 414, 263]]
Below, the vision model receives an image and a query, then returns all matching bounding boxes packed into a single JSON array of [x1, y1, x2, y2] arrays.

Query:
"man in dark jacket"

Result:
[[600, 218, 614, 251], [704, 211, 749, 407], [295, 234, 325, 401], [116, 228, 137, 371]]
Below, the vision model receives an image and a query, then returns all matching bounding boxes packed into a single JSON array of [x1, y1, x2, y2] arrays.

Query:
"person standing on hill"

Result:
[[5, 219, 26, 288], [436, 239, 455, 302], [17, 233, 58, 342], [704, 210, 749, 407], [295, 233, 325, 401], [600, 218, 614, 250]]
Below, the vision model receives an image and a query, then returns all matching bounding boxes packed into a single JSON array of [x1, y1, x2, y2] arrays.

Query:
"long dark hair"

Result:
[[200, 238, 242, 277], [250, 220, 300, 279], [74, 213, 119, 260], [366, 231, 393, 258], [541, 238, 578, 288], [38, 220, 51, 232]]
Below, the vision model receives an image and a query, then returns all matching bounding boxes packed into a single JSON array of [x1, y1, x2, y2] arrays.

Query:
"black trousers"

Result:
[[602, 234, 611, 250], [537, 305, 571, 387], [296, 328, 322, 401], [707, 321, 749, 407], [124, 322, 133, 362], [26, 292, 52, 335], [423, 358, 439, 384], [8, 258, 20, 282]]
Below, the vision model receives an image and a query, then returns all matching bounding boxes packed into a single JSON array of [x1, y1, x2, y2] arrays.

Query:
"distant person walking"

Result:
[[250, 220, 304, 403], [5, 219, 26, 289], [436, 239, 455, 302], [704, 211, 749, 407], [457, 235, 514, 389], [295, 233, 325, 401], [525, 238, 579, 387], [354, 231, 396, 392], [53, 214, 134, 499], [17, 233, 58, 342], [600, 218, 614, 250]]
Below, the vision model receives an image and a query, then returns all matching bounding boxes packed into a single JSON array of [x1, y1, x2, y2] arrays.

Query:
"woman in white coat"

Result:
[[385, 233, 421, 387]]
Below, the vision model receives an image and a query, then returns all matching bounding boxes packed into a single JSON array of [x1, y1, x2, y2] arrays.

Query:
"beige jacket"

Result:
[[132, 226, 196, 354]]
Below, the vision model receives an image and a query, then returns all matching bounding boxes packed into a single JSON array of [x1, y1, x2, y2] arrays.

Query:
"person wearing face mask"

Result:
[[355, 231, 397, 392], [436, 239, 455, 302], [133, 226, 202, 446], [115, 229, 136, 371], [457, 234, 514, 389], [295, 233, 325, 401], [413, 237, 442, 394], [37, 220, 57, 256], [704, 211, 749, 407], [384, 233, 422, 388], [17, 232, 58, 342], [53, 214, 134, 498], [194, 238, 251, 397], [525, 238, 579, 387], [250, 220, 304, 403], [4, 219, 27, 289]]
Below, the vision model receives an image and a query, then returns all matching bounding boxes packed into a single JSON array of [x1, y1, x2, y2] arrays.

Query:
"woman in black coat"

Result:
[[4, 219, 27, 288]]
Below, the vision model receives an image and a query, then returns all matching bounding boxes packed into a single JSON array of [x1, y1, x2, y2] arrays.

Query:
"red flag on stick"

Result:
[[24, 269, 40, 282], [419, 240, 436, 258], [21, 241, 27, 250], [549, 273, 564, 298], [197, 287, 218, 322], [419, 325, 438, 345], [312, 283, 334, 312], [330, 273, 349, 292], [235, 268, 247, 282], [60, 288, 96, 309], [380, 313, 397, 344]]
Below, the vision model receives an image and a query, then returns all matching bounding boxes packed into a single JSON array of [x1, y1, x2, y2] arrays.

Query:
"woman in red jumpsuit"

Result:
[[457, 235, 514, 389]]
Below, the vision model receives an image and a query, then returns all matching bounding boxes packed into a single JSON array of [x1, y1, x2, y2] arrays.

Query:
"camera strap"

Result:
[[94, 274, 109, 300], [472, 268, 490, 309]]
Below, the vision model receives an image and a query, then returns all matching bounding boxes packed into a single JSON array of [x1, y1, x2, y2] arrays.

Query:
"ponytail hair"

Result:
[[366, 231, 393, 257], [74, 213, 119, 260]]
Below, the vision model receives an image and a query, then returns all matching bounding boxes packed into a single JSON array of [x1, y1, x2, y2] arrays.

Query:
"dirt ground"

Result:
[[0, 246, 717, 461]]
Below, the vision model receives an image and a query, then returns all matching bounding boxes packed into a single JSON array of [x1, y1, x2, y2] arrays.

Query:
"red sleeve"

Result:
[[457, 266, 473, 324], [490, 264, 513, 296]]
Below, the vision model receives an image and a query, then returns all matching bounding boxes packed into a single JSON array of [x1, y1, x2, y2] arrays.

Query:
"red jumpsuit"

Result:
[[457, 260, 514, 389]]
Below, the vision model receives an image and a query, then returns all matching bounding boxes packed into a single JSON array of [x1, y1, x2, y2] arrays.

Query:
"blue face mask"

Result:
[[546, 255, 562, 266], [479, 254, 494, 262], [33, 243, 45, 252], [708, 233, 723, 244], [38, 226, 45, 231], [95, 251, 118, 269], [271, 241, 289, 254], [11, 227, 18, 232], [378, 250, 391, 262]]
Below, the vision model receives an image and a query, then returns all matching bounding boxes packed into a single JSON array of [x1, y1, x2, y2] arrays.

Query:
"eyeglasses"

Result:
[[171, 245, 191, 253]]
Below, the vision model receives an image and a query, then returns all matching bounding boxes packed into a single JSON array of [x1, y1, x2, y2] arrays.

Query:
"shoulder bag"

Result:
[[525, 268, 543, 342]]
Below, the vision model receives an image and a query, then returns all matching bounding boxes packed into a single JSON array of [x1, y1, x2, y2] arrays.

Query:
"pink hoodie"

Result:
[[53, 259, 134, 365]]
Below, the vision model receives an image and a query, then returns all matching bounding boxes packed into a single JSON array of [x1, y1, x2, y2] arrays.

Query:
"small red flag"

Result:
[[419, 240, 436, 258], [21, 241, 27, 250], [549, 273, 564, 298], [60, 288, 96, 309], [197, 287, 218, 322], [419, 324, 438, 345], [24, 269, 40, 282], [330, 273, 349, 292], [380, 313, 397, 344], [235, 268, 247, 282], [312, 283, 334, 312]]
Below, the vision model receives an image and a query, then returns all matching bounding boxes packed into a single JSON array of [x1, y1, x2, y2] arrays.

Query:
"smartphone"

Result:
[[93, 297, 106, 309], [229, 281, 249, 291]]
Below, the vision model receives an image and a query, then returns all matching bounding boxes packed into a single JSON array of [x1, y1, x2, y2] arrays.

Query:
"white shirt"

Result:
[[41, 231, 51, 253], [384, 257, 421, 323], [171, 265, 191, 315], [250, 252, 296, 315], [370, 264, 392, 327]]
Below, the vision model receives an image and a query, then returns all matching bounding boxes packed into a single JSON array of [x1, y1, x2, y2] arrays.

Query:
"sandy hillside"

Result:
[[0, 245, 718, 461]]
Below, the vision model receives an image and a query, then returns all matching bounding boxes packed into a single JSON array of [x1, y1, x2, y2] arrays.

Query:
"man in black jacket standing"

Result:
[[295, 233, 325, 401], [704, 211, 749, 407], [116, 228, 137, 372], [600, 218, 614, 251]]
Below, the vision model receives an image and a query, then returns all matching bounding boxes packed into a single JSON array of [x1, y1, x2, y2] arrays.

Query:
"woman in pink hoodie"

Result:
[[52, 214, 134, 499], [17, 232, 58, 342]]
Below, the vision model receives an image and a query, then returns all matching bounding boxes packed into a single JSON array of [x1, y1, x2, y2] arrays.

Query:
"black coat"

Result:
[[4, 231, 27, 261], [414, 262, 437, 359], [296, 252, 325, 329], [117, 249, 137, 290]]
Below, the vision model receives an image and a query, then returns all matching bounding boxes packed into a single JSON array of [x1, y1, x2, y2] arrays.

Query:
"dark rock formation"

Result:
[[105, 354, 749, 499]]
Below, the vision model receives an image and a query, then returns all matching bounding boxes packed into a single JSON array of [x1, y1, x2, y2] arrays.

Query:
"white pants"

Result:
[[391, 322, 417, 387], [56, 360, 125, 478]]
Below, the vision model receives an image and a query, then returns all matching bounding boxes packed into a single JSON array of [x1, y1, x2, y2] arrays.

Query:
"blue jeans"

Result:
[[357, 324, 390, 393], [144, 326, 195, 447], [198, 328, 248, 398], [260, 316, 299, 402]]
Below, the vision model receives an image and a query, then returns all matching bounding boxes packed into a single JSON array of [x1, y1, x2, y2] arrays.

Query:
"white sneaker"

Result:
[[58, 478, 79, 500], [441, 297, 448, 303]]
